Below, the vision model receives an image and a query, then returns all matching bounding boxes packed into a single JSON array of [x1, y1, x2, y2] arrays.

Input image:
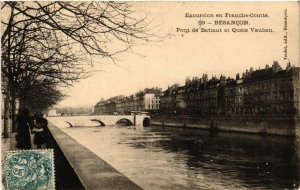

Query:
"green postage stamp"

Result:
[[4, 149, 55, 190]]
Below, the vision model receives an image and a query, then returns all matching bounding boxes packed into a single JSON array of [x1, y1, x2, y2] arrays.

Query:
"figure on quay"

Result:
[[33, 113, 48, 149], [16, 108, 33, 149]]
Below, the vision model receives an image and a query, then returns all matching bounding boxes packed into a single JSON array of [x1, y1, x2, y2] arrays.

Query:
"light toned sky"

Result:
[[58, 2, 299, 107]]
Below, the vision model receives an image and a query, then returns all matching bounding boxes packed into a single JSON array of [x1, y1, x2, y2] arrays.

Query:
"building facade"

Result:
[[94, 95, 124, 115], [160, 61, 299, 118], [94, 62, 299, 118], [94, 88, 162, 115]]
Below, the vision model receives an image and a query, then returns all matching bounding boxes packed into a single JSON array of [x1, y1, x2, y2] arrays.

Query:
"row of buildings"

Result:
[[94, 88, 161, 115], [94, 61, 299, 118]]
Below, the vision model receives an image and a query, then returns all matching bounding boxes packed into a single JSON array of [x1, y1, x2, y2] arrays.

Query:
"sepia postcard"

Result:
[[1, 1, 300, 190]]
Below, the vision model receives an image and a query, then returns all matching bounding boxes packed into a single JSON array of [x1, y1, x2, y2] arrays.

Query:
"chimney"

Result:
[[265, 64, 270, 69], [250, 67, 254, 73], [242, 72, 246, 79], [286, 61, 292, 71], [272, 61, 282, 73]]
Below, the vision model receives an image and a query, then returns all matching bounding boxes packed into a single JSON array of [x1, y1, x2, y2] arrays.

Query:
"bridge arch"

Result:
[[65, 121, 74, 128], [116, 118, 133, 126], [90, 119, 106, 126], [143, 117, 151, 127]]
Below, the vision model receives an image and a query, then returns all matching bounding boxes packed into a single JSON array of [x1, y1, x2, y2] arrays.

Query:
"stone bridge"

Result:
[[47, 115, 151, 127]]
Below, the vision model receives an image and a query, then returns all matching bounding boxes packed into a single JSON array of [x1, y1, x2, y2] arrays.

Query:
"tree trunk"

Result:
[[11, 89, 16, 132], [3, 91, 10, 138]]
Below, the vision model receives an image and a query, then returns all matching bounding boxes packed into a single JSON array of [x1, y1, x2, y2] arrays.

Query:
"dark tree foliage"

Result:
[[19, 79, 65, 112]]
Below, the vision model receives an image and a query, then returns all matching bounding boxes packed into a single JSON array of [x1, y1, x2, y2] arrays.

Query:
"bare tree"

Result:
[[1, 1, 154, 133], [1, 19, 86, 132], [2, 2, 152, 62]]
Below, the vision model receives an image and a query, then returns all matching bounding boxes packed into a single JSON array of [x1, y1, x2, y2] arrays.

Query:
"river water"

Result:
[[49, 117, 299, 190]]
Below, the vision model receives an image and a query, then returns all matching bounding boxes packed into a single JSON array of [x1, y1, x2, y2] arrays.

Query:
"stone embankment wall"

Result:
[[45, 122, 142, 190], [151, 116, 300, 137]]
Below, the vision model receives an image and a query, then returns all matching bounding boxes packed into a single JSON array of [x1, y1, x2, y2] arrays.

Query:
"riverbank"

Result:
[[46, 117, 300, 189], [45, 122, 142, 190], [151, 116, 300, 137]]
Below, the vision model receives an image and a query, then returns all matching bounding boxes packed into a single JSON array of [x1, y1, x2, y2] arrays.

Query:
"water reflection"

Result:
[[125, 126, 299, 189], [50, 115, 299, 190]]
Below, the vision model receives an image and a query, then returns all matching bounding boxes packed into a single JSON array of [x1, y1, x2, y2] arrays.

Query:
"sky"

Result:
[[57, 2, 299, 107]]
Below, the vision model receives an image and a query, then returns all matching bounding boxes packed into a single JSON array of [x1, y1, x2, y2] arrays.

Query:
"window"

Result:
[[280, 92, 285, 99], [290, 90, 293, 99]]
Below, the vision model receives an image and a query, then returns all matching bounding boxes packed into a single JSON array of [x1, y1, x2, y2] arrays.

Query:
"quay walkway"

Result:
[[1, 120, 142, 190], [46, 122, 142, 190]]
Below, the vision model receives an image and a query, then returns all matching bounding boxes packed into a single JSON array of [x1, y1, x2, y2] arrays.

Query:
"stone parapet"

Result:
[[45, 122, 142, 190]]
